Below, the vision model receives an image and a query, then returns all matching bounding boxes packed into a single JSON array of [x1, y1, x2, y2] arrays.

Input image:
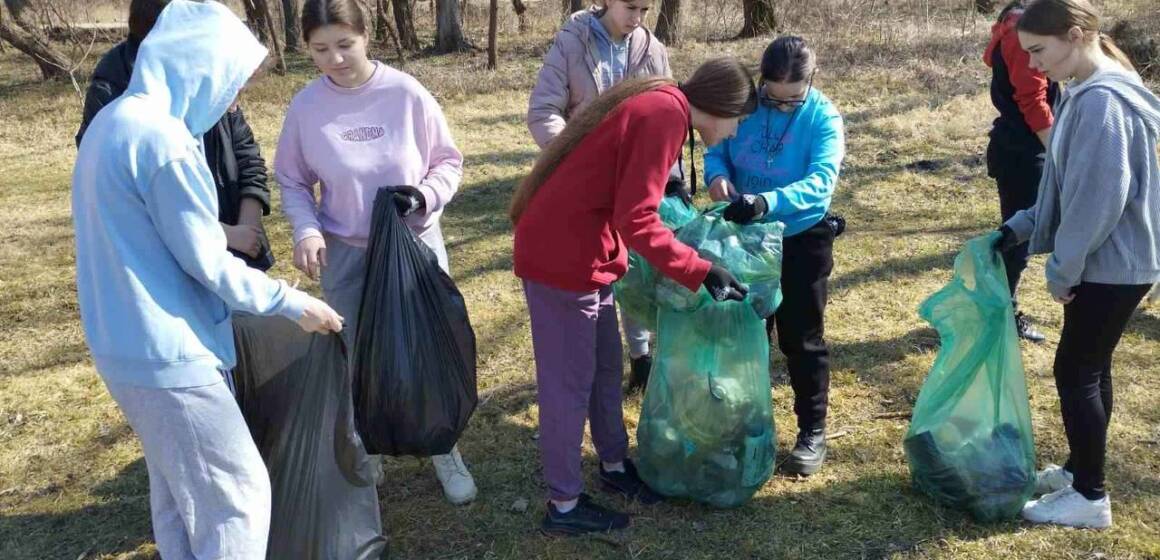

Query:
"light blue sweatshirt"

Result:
[[72, 0, 309, 389], [589, 14, 630, 92], [703, 89, 845, 236]]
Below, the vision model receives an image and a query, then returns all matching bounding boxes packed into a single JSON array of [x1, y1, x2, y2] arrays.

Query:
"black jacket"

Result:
[[77, 40, 275, 270]]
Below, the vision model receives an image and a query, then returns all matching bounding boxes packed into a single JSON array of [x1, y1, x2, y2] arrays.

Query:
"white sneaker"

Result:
[[432, 445, 477, 505], [1021, 486, 1112, 529], [1035, 464, 1074, 495]]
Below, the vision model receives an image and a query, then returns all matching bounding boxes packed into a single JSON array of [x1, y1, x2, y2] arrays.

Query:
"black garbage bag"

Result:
[[232, 314, 387, 560], [352, 189, 478, 457]]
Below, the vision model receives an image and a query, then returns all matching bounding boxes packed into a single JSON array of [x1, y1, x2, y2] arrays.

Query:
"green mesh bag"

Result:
[[614, 196, 700, 331], [904, 232, 1037, 521], [636, 206, 784, 508]]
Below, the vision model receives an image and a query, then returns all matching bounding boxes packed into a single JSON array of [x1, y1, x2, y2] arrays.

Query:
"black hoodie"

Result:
[[76, 39, 274, 269]]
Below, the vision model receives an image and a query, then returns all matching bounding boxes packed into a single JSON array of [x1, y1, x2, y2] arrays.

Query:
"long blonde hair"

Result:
[[510, 57, 756, 224], [1017, 0, 1136, 72]]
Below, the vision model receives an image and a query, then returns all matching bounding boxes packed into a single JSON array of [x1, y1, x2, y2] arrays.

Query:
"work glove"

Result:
[[391, 185, 425, 217], [723, 193, 768, 225], [993, 225, 1018, 252], [702, 264, 748, 302]]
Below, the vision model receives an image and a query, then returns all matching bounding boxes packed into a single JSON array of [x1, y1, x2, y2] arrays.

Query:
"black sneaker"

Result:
[[780, 427, 827, 476], [1015, 312, 1046, 343], [599, 458, 663, 504], [626, 355, 652, 394], [540, 493, 630, 536]]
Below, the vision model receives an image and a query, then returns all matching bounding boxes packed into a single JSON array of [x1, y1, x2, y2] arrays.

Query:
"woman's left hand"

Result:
[[1053, 292, 1076, 305]]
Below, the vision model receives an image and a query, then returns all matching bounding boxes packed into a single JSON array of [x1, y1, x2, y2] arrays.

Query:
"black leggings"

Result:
[[987, 142, 1043, 308], [1055, 282, 1151, 500]]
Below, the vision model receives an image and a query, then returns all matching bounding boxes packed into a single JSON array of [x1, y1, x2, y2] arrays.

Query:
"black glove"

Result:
[[391, 185, 425, 217], [665, 178, 693, 205], [723, 194, 768, 225], [702, 264, 748, 302], [994, 225, 1018, 252]]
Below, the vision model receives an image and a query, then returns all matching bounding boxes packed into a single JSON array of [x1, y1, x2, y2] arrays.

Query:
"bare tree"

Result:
[[392, 0, 420, 50], [512, 0, 528, 33], [738, 0, 777, 38], [0, 0, 76, 80], [255, 0, 286, 72], [282, 0, 300, 52], [654, 0, 681, 46], [240, 0, 270, 43], [487, 0, 497, 69], [434, 0, 470, 53]]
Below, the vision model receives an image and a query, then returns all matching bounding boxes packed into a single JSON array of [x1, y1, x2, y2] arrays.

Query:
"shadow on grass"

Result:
[[1126, 306, 1159, 340], [0, 458, 152, 560], [830, 248, 958, 294]]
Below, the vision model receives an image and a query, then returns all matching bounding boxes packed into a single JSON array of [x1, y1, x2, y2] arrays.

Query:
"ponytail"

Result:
[[1099, 33, 1137, 73]]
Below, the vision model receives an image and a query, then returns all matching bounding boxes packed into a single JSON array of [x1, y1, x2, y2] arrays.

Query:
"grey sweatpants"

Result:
[[322, 227, 449, 349], [104, 377, 271, 560]]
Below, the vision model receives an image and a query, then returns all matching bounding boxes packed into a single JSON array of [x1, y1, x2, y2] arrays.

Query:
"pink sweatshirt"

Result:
[[275, 62, 463, 248]]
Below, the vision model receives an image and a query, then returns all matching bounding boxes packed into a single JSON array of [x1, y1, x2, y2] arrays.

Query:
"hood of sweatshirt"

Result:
[[125, 0, 267, 136], [1067, 67, 1160, 140], [560, 7, 655, 69]]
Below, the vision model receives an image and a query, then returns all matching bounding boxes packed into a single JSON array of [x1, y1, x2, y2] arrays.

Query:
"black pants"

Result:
[[766, 219, 835, 431], [1054, 282, 1151, 500], [987, 142, 1044, 308]]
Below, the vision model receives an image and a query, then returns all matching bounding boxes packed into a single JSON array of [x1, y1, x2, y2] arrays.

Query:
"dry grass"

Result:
[[1, 2, 1159, 559]]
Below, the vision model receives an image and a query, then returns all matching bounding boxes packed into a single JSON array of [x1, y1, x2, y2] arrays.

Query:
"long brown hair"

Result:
[[1017, 0, 1135, 72], [302, 0, 368, 43], [509, 57, 756, 223]]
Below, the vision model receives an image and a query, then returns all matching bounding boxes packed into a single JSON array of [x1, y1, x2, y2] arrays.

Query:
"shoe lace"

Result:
[[438, 452, 469, 477]]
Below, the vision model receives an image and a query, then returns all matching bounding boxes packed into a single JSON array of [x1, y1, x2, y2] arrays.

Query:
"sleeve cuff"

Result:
[[293, 226, 324, 247], [1004, 210, 1036, 243], [276, 283, 309, 322], [1046, 278, 1075, 301], [238, 191, 272, 215]]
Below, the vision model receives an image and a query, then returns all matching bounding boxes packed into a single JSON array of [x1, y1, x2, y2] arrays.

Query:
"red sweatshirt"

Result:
[[513, 85, 712, 293], [983, 10, 1054, 133]]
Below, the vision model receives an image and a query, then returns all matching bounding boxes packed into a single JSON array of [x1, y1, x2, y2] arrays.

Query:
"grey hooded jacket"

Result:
[[1006, 66, 1160, 298]]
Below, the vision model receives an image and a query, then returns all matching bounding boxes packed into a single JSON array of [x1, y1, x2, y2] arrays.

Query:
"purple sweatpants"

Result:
[[523, 279, 629, 501]]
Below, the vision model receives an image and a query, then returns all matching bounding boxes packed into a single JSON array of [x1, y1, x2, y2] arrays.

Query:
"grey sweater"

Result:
[[1005, 66, 1160, 298]]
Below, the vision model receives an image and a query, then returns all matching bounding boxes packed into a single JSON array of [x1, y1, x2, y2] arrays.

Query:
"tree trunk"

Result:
[[241, 0, 270, 43], [511, 0, 528, 33], [392, 0, 420, 50], [738, 0, 777, 38], [251, 0, 286, 73], [654, 0, 681, 46], [0, 1, 71, 80], [487, 0, 498, 69], [434, 0, 469, 53], [282, 0, 300, 52]]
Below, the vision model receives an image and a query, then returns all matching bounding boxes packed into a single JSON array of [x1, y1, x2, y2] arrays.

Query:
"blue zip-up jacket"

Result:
[[703, 89, 845, 236], [71, 0, 309, 389]]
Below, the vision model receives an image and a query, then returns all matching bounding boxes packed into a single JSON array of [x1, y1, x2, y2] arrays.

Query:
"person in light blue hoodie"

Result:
[[704, 36, 845, 477], [71, 1, 343, 556]]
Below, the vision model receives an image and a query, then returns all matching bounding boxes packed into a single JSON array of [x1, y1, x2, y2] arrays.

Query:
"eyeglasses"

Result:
[[759, 71, 815, 110]]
